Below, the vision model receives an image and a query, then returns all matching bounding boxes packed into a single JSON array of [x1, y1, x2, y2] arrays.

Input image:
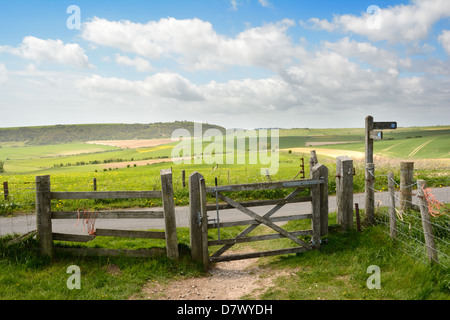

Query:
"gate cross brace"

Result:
[[211, 187, 305, 258], [214, 188, 311, 255]]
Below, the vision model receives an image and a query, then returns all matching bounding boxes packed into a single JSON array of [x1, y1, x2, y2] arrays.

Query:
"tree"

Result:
[[0, 160, 4, 173]]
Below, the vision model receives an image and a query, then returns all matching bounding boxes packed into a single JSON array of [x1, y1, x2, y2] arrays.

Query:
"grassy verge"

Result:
[[206, 212, 450, 300], [0, 228, 203, 300], [254, 226, 450, 300]]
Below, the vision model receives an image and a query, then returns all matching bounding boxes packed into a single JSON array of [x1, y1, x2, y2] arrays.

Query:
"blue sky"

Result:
[[0, 0, 449, 129]]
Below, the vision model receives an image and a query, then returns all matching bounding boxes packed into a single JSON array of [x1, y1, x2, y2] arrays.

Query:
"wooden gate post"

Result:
[[311, 163, 329, 245], [189, 172, 204, 263], [365, 163, 376, 225], [311, 163, 328, 236], [336, 156, 353, 231], [35, 175, 53, 258], [400, 162, 414, 212], [199, 177, 209, 270], [160, 169, 179, 260], [417, 180, 438, 264]]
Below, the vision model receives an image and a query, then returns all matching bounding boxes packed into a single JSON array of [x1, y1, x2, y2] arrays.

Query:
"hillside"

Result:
[[0, 122, 226, 146]]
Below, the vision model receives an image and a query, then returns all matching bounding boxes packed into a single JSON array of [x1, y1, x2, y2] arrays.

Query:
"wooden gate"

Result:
[[189, 163, 328, 268]]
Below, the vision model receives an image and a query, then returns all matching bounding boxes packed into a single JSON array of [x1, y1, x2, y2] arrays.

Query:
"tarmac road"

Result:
[[1, 187, 449, 237]]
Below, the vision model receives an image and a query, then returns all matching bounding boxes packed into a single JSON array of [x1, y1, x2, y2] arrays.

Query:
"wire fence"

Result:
[[369, 170, 450, 269]]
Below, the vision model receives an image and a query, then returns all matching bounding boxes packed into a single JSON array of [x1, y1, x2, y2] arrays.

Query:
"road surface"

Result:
[[1, 187, 449, 237]]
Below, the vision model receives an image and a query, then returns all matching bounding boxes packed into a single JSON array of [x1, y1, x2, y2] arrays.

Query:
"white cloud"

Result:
[[0, 63, 7, 84], [76, 72, 204, 102], [303, 0, 450, 44], [114, 54, 153, 72], [1, 36, 92, 68], [82, 17, 302, 71], [230, 0, 238, 11], [439, 30, 450, 55], [258, 0, 272, 8]]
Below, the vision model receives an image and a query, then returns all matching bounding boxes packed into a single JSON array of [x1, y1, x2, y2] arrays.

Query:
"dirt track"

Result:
[[132, 255, 292, 300]]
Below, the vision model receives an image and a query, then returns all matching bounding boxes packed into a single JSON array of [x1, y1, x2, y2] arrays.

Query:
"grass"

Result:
[[1, 212, 449, 300], [255, 226, 450, 300], [0, 228, 203, 300]]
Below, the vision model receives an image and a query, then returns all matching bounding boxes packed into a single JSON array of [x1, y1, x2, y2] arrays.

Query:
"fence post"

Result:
[[199, 177, 209, 270], [417, 180, 438, 264], [93, 178, 97, 191], [189, 172, 204, 263], [336, 156, 353, 231], [3, 181, 9, 200], [400, 162, 414, 212], [182, 170, 186, 188], [35, 175, 53, 258], [388, 172, 397, 238], [160, 169, 179, 260], [316, 164, 328, 236], [365, 163, 375, 225], [311, 164, 322, 246]]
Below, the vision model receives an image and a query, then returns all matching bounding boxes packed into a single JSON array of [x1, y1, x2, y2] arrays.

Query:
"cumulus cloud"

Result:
[[114, 54, 153, 72], [82, 17, 302, 71], [439, 30, 450, 55], [303, 0, 450, 44], [1, 36, 92, 68], [76, 72, 204, 102]]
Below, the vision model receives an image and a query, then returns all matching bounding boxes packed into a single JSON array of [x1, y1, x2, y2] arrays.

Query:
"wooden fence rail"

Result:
[[35, 170, 178, 260]]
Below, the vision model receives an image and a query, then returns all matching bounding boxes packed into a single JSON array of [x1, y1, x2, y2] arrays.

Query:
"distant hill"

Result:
[[0, 122, 226, 145]]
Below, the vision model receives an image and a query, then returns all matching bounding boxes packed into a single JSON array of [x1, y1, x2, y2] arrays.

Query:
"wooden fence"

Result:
[[189, 163, 328, 268], [35, 169, 178, 260]]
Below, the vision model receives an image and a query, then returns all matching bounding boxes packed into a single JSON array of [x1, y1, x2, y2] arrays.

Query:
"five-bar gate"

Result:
[[189, 163, 328, 268]]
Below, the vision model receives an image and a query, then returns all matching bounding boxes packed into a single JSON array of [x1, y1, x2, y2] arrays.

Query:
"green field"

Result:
[[0, 124, 449, 215], [1, 125, 448, 175]]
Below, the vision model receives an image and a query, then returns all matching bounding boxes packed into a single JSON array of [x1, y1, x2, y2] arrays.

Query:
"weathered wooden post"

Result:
[[364, 116, 397, 225], [311, 163, 328, 243], [309, 150, 318, 177], [336, 156, 354, 231], [314, 163, 329, 237], [189, 172, 204, 263], [365, 116, 375, 226], [35, 175, 53, 258], [160, 169, 179, 260], [93, 178, 97, 191], [199, 177, 209, 270], [417, 180, 438, 264], [3, 181, 9, 200], [365, 163, 376, 225], [400, 162, 414, 212]]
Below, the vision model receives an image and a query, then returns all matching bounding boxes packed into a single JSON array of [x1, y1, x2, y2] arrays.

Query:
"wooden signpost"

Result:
[[365, 116, 397, 225]]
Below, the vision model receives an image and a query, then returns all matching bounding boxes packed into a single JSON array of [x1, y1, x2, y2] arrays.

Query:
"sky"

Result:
[[0, 0, 449, 129]]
